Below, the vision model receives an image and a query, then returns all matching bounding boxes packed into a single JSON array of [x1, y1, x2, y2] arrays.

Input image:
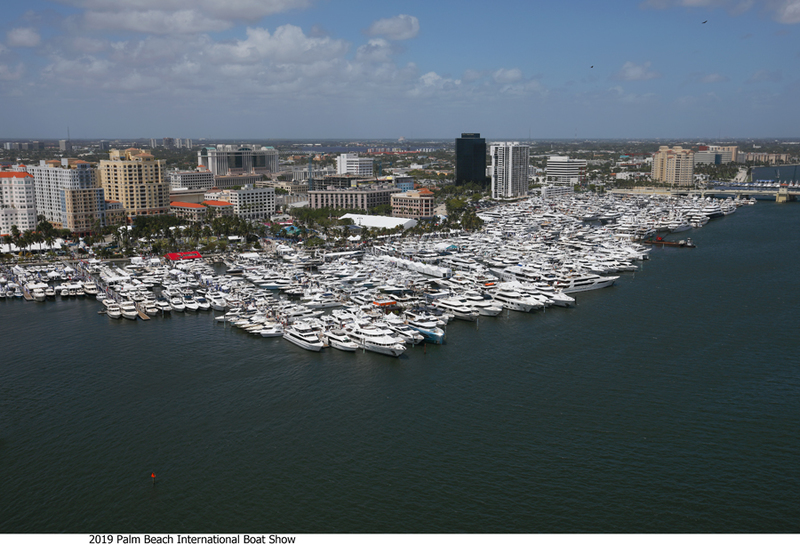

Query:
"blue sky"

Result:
[[1, 0, 798, 140]]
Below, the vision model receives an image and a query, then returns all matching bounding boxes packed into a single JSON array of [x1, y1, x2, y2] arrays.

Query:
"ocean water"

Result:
[[1, 202, 799, 533]]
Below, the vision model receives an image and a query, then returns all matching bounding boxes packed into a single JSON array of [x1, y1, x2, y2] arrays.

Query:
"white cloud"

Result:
[[613, 61, 661, 81], [7, 28, 41, 48], [55, 0, 311, 22], [209, 25, 349, 64], [701, 72, 728, 83], [84, 10, 230, 34], [356, 39, 395, 63], [0, 63, 24, 80], [493, 68, 522, 84], [746, 69, 783, 82], [366, 15, 420, 41], [640, 0, 800, 23], [772, 0, 800, 23]]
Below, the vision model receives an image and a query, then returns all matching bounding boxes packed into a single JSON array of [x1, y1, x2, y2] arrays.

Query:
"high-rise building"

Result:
[[162, 137, 175, 149], [336, 153, 374, 176], [59, 140, 72, 152], [491, 142, 530, 199], [97, 148, 169, 220], [0, 172, 37, 235], [651, 146, 694, 186], [198, 145, 280, 176], [26, 159, 103, 230], [149, 138, 157, 149], [167, 167, 215, 190], [455, 133, 487, 186], [546, 156, 587, 185]]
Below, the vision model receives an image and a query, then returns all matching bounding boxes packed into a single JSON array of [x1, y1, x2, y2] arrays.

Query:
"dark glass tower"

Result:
[[455, 133, 487, 186]]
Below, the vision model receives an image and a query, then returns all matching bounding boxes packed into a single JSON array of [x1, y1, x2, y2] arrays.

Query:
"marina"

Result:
[[0, 192, 756, 356]]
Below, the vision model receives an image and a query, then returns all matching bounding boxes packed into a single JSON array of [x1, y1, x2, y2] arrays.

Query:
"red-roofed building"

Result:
[[201, 200, 235, 217], [171, 201, 207, 221]]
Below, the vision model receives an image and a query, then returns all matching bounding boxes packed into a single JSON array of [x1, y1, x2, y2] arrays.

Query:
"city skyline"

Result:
[[2, 0, 799, 140]]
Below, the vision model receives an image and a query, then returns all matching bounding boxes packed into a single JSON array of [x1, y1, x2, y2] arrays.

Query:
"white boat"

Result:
[[283, 321, 325, 352], [347, 324, 406, 357], [431, 298, 480, 321], [258, 322, 284, 338], [553, 274, 619, 294], [106, 303, 122, 319], [323, 329, 359, 351], [491, 288, 544, 312], [155, 300, 171, 313], [195, 296, 212, 311], [183, 295, 199, 312], [119, 301, 139, 320], [169, 297, 185, 312]]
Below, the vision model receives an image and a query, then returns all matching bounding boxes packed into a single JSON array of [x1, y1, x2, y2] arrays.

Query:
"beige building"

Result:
[[170, 201, 208, 222], [308, 185, 401, 211], [98, 148, 169, 221], [651, 146, 694, 186], [62, 188, 106, 234], [391, 189, 435, 219]]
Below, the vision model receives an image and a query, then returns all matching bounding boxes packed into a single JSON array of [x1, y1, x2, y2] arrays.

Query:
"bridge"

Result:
[[608, 186, 799, 203]]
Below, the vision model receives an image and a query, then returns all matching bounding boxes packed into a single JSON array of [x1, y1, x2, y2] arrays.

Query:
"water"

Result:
[[2, 203, 799, 533]]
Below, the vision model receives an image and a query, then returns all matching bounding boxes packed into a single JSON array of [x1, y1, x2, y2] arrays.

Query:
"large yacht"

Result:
[[283, 321, 325, 352], [347, 324, 407, 357]]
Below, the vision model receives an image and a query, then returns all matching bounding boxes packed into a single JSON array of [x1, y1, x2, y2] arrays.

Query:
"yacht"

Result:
[[106, 303, 122, 319], [347, 324, 407, 357], [431, 298, 480, 321], [491, 288, 544, 312], [119, 300, 139, 320], [169, 296, 185, 312], [323, 329, 359, 352], [283, 321, 325, 352], [258, 322, 284, 338], [553, 273, 619, 294]]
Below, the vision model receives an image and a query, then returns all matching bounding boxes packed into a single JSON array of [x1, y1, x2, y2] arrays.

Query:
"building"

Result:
[[167, 167, 215, 190], [213, 173, 263, 189], [455, 133, 487, 186], [292, 166, 336, 182], [490, 142, 530, 199], [170, 201, 207, 222], [201, 200, 235, 217], [740, 152, 790, 165], [651, 146, 694, 186], [0, 171, 37, 235], [336, 153, 374, 177], [198, 145, 280, 176], [391, 189, 435, 219], [541, 185, 574, 200], [546, 156, 587, 185], [308, 185, 401, 211], [26, 159, 99, 229], [104, 200, 126, 226], [97, 148, 169, 220], [203, 185, 275, 220], [4, 142, 20, 151], [61, 188, 107, 234], [59, 140, 72, 152]]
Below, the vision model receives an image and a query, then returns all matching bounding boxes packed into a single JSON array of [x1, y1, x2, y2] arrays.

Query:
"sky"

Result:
[[1, 0, 799, 140]]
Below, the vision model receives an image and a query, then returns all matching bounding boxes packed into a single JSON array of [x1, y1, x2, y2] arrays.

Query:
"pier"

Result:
[[609, 186, 799, 202]]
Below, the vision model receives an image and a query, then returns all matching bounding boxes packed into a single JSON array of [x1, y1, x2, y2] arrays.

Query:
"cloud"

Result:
[[639, 0, 800, 23], [612, 61, 661, 81], [84, 10, 230, 34], [356, 39, 395, 63], [7, 28, 42, 48], [746, 69, 783, 82], [366, 15, 420, 40], [493, 68, 522, 84], [687, 71, 729, 83], [0, 63, 24, 80], [772, 0, 800, 23], [54, 0, 311, 22], [209, 25, 349, 64]]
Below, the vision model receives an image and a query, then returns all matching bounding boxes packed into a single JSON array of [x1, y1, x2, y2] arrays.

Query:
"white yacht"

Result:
[[283, 321, 325, 352], [258, 322, 284, 338], [553, 273, 619, 294], [169, 296, 185, 312], [431, 298, 480, 321], [106, 303, 122, 319], [323, 329, 359, 351], [347, 324, 407, 357], [119, 300, 139, 320], [491, 288, 544, 312]]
